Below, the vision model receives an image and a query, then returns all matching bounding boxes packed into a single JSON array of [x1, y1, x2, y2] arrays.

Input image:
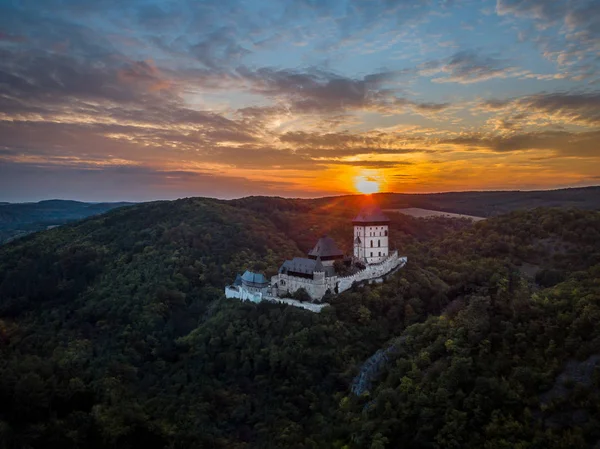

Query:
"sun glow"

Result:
[[355, 176, 380, 194]]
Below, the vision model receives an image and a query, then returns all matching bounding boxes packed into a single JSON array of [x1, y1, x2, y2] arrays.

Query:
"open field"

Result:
[[386, 207, 486, 221]]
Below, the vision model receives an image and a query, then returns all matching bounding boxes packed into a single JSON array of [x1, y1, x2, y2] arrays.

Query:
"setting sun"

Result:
[[355, 176, 380, 195]]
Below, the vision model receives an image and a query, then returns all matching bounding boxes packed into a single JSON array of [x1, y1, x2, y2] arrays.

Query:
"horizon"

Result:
[[3, 184, 600, 205], [1, 0, 599, 201]]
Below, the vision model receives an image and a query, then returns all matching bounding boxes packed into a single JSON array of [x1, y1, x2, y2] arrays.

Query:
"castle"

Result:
[[225, 204, 407, 306]]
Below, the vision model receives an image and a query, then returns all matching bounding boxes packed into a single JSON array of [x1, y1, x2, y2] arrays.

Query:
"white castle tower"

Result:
[[352, 205, 390, 264]]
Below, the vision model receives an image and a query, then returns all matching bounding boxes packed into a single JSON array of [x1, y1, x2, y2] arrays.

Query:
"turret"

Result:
[[313, 256, 325, 283]]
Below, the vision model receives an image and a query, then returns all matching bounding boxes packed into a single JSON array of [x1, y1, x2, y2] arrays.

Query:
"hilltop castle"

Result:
[[225, 205, 407, 306]]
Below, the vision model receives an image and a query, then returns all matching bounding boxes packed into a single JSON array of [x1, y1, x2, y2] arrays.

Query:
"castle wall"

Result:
[[226, 253, 408, 312], [269, 252, 406, 301], [271, 272, 335, 300], [337, 251, 406, 293], [266, 297, 329, 312], [225, 285, 263, 303]]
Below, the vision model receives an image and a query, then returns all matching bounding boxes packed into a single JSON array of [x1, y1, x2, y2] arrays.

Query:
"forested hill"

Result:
[[0, 200, 133, 244], [3, 185, 599, 245], [1, 197, 600, 448], [307, 185, 600, 218]]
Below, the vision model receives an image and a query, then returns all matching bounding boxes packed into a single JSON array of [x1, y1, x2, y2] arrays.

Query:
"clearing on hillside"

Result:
[[386, 207, 485, 221]]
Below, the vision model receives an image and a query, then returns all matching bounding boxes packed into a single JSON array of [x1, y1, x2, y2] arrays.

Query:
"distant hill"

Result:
[[2, 186, 597, 245], [0, 199, 133, 243], [0, 196, 599, 447], [385, 186, 600, 216], [304, 186, 600, 218]]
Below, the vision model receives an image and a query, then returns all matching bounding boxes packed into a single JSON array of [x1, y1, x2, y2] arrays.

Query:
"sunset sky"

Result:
[[0, 0, 599, 201]]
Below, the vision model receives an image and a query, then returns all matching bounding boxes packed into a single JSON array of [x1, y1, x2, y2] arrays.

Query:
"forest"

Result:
[[0, 195, 599, 448], [3, 186, 600, 244], [0, 200, 133, 244]]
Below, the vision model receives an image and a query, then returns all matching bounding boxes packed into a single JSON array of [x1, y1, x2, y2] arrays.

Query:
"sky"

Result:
[[0, 0, 599, 202]]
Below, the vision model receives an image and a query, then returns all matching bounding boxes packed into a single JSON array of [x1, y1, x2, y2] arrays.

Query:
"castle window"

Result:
[[370, 252, 373, 257], [378, 240, 380, 247], [370, 240, 373, 247], [378, 252, 381, 256], [385, 230, 388, 236]]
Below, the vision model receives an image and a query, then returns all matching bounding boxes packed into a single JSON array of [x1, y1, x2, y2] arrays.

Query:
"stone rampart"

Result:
[[337, 251, 407, 293], [225, 286, 263, 303]]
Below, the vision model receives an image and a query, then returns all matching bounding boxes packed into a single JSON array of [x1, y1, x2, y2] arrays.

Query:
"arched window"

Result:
[[370, 240, 373, 247], [378, 240, 381, 247]]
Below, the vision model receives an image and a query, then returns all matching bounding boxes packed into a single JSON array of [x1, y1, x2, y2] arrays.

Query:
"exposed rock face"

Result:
[[541, 355, 600, 404], [538, 354, 600, 430], [351, 337, 407, 396]]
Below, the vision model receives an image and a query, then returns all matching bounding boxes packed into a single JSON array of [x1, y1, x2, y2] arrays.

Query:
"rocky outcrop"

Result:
[[351, 336, 406, 396]]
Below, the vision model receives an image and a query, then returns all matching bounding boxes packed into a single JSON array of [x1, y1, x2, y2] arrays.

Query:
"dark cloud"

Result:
[[426, 50, 518, 84], [441, 130, 600, 157], [0, 47, 178, 117], [238, 66, 381, 113], [236, 66, 449, 115], [280, 131, 429, 154], [190, 28, 251, 69], [480, 91, 600, 127]]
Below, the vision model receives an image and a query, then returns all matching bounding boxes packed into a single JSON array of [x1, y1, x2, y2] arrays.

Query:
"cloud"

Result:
[[190, 27, 251, 69], [496, 0, 600, 81], [441, 129, 600, 157], [237, 66, 387, 113], [279, 130, 431, 155], [0, 31, 26, 42], [0, 48, 180, 118], [236, 66, 450, 116], [315, 160, 412, 169], [479, 91, 600, 127], [496, 0, 566, 22], [425, 50, 521, 84], [0, 0, 598, 199]]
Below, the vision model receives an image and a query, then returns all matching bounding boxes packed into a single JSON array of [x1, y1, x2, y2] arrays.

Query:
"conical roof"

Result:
[[314, 256, 324, 272], [308, 235, 344, 259], [352, 205, 389, 224], [241, 270, 267, 285]]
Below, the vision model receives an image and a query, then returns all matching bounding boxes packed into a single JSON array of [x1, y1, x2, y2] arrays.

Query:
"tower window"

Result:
[[370, 241, 373, 247], [370, 252, 373, 257], [385, 230, 388, 236], [378, 252, 381, 256], [378, 240, 380, 247]]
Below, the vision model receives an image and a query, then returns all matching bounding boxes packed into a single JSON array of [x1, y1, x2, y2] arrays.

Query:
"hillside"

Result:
[[2, 186, 598, 245], [0, 200, 133, 244], [307, 186, 600, 218], [0, 197, 599, 448]]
